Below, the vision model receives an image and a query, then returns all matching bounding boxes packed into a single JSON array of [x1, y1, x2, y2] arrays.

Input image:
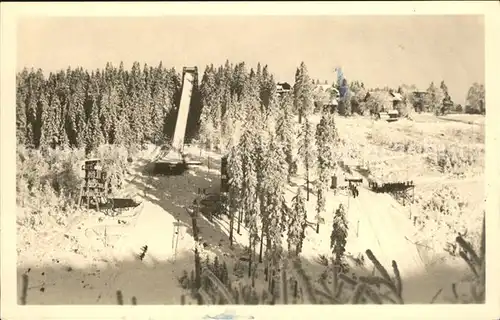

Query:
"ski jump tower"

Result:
[[153, 66, 202, 174]]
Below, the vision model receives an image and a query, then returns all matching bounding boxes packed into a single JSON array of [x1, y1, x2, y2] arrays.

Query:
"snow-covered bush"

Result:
[[413, 185, 482, 256], [16, 143, 140, 229], [427, 145, 483, 176], [95, 144, 131, 192]]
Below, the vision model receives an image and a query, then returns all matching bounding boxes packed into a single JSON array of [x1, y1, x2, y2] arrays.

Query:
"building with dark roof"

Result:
[[276, 82, 292, 96]]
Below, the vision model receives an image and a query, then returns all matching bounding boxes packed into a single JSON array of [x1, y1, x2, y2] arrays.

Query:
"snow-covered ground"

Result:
[[16, 114, 484, 305]]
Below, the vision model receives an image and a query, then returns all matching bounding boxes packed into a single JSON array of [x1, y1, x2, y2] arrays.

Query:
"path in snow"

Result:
[[350, 188, 425, 275], [289, 169, 468, 303], [336, 187, 470, 303]]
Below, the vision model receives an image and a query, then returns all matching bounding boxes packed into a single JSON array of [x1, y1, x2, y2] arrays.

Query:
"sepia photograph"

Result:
[[2, 2, 500, 319]]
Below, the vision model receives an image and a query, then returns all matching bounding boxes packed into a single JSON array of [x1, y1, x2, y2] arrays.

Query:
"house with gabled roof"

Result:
[[390, 91, 404, 109], [313, 84, 339, 113], [276, 82, 292, 96]]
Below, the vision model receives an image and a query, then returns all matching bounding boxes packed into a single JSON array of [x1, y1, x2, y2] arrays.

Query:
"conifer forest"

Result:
[[15, 58, 485, 306]]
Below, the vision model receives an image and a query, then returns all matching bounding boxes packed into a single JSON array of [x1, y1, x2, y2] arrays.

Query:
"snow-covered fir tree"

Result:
[[331, 203, 349, 273], [293, 62, 315, 124], [314, 112, 338, 233], [276, 91, 297, 182], [288, 187, 307, 256], [298, 116, 316, 201], [261, 134, 288, 281], [226, 144, 245, 248]]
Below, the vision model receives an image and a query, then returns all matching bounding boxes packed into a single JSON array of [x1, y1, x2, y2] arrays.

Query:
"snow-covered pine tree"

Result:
[[16, 69, 29, 146], [101, 66, 121, 143], [298, 117, 316, 201], [330, 203, 349, 273], [288, 187, 307, 256], [238, 127, 255, 232], [260, 133, 288, 282], [241, 70, 261, 125], [38, 91, 56, 151], [126, 62, 147, 145], [199, 65, 220, 150], [260, 66, 278, 118], [237, 120, 261, 277], [293, 67, 302, 122], [314, 112, 337, 233], [276, 91, 297, 182], [217, 64, 234, 149], [293, 62, 314, 124], [232, 62, 248, 101], [221, 94, 235, 151], [149, 63, 170, 144], [24, 70, 44, 148], [85, 91, 104, 156], [226, 144, 244, 248], [264, 135, 288, 214], [255, 132, 269, 263], [111, 62, 130, 147], [137, 63, 154, 145], [52, 94, 69, 148]]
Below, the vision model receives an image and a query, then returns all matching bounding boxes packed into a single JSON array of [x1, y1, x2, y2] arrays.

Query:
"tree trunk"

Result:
[[229, 208, 234, 249], [251, 239, 257, 286], [270, 269, 275, 294], [306, 164, 310, 201], [293, 280, 298, 299], [316, 222, 320, 234], [190, 207, 203, 305], [281, 259, 289, 305], [266, 235, 272, 265], [267, 266, 272, 291], [264, 233, 271, 282], [248, 234, 252, 278], [252, 267, 256, 288], [194, 246, 202, 305], [259, 229, 264, 263], [296, 222, 307, 255], [244, 210, 249, 228], [332, 264, 339, 296], [237, 210, 242, 235]]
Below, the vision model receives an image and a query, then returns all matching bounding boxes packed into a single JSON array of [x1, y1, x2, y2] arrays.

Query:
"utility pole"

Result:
[[347, 183, 351, 214], [172, 219, 180, 262]]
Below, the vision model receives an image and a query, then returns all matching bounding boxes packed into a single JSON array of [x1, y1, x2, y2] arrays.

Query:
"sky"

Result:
[[17, 15, 484, 104]]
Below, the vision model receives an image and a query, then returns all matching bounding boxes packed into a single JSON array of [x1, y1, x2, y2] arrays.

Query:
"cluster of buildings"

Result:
[[275, 81, 455, 115]]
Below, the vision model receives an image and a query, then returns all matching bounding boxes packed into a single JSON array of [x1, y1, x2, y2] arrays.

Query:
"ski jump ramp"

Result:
[[154, 67, 202, 174], [172, 68, 195, 153]]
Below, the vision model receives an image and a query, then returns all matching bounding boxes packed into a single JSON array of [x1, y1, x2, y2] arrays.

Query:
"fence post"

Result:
[[175, 220, 180, 261]]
